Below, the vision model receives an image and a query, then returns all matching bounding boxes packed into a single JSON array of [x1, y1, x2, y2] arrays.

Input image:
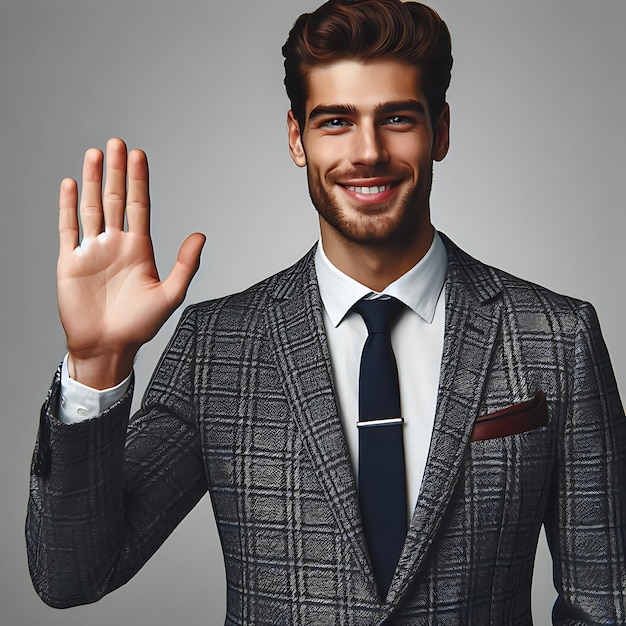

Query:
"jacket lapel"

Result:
[[264, 237, 507, 607], [387, 235, 504, 605], [265, 247, 378, 597]]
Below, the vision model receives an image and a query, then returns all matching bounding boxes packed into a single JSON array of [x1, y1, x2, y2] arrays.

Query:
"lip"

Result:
[[338, 178, 402, 204]]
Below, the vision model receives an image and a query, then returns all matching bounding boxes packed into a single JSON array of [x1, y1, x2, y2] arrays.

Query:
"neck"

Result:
[[320, 223, 435, 292]]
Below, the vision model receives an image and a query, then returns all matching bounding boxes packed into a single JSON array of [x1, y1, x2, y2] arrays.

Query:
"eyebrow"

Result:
[[308, 103, 357, 122], [307, 100, 427, 123], [374, 100, 427, 116]]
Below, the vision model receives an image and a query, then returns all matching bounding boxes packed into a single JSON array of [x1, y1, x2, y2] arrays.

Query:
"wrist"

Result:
[[67, 350, 136, 390]]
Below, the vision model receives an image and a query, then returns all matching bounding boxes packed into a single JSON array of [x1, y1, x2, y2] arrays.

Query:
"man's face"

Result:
[[287, 60, 449, 252]]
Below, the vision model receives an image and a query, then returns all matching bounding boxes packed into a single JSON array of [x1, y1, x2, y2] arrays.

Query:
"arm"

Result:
[[26, 138, 207, 606], [26, 306, 207, 607], [544, 303, 626, 625]]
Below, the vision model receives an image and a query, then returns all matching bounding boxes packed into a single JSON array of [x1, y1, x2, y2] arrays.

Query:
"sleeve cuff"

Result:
[[59, 354, 133, 424]]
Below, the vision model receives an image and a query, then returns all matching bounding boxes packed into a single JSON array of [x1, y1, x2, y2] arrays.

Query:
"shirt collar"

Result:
[[315, 231, 448, 328]]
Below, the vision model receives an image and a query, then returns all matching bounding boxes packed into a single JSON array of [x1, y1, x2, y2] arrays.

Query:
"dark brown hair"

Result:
[[282, 0, 453, 130]]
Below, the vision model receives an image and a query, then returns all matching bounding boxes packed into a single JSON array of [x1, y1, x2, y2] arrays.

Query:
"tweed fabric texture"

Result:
[[27, 235, 626, 625]]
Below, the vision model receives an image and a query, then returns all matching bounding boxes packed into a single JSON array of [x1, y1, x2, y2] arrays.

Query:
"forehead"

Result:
[[304, 60, 424, 116]]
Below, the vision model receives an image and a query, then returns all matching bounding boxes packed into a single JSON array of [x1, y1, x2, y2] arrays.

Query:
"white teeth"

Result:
[[346, 184, 391, 194]]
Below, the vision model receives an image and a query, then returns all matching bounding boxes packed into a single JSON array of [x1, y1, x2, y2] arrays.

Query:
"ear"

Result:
[[432, 103, 450, 162], [287, 110, 307, 167]]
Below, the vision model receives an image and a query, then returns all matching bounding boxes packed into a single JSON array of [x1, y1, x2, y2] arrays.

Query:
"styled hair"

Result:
[[282, 0, 453, 130]]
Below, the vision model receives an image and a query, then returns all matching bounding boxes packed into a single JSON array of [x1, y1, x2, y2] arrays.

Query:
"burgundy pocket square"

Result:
[[471, 390, 548, 442]]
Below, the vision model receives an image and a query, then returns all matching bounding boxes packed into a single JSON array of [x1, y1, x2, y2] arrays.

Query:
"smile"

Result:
[[345, 184, 392, 195], [338, 180, 401, 205]]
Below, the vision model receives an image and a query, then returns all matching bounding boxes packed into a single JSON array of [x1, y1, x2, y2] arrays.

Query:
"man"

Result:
[[26, 0, 625, 624]]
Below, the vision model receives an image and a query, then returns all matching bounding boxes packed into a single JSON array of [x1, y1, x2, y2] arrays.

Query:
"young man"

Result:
[[27, 1, 625, 624]]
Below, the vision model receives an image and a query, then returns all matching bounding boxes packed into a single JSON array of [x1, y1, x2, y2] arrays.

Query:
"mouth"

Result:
[[344, 183, 393, 195], [338, 179, 402, 204]]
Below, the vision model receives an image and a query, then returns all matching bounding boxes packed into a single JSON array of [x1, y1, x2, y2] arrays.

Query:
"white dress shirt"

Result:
[[59, 353, 132, 424], [59, 232, 448, 516], [315, 232, 447, 515]]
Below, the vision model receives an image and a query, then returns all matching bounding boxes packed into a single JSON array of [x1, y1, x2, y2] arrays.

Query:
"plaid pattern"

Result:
[[27, 235, 626, 624]]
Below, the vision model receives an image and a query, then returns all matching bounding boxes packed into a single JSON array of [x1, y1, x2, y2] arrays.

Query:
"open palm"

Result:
[[57, 138, 205, 388]]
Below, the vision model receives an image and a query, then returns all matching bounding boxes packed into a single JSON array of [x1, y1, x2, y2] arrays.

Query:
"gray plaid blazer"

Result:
[[27, 235, 626, 625]]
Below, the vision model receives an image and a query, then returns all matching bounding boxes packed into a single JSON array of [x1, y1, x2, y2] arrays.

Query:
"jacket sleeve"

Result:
[[25, 306, 208, 608], [544, 302, 626, 625]]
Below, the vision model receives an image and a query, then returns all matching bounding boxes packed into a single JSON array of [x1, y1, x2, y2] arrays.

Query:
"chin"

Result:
[[313, 186, 428, 248], [309, 162, 433, 243]]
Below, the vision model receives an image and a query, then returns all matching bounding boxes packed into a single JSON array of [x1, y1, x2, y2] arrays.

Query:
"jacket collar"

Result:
[[266, 234, 505, 608]]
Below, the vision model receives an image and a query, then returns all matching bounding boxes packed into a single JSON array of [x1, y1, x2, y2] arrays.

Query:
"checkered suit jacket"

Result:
[[27, 235, 626, 625]]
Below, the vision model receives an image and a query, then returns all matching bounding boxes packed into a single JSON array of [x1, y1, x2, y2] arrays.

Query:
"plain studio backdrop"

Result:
[[1, 1, 624, 624]]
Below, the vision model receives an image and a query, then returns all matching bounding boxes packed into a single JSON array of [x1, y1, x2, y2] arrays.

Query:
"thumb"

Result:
[[161, 232, 206, 307]]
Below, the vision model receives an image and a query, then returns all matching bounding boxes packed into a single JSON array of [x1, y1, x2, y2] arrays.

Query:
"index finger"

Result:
[[126, 148, 150, 236]]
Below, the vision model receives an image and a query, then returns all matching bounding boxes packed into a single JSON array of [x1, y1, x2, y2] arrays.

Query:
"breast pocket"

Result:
[[471, 390, 548, 442]]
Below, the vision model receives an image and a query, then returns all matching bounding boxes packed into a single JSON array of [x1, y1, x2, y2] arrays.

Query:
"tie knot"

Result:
[[352, 296, 405, 335]]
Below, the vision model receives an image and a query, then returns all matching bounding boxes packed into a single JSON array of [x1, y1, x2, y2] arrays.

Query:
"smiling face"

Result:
[[288, 59, 449, 273]]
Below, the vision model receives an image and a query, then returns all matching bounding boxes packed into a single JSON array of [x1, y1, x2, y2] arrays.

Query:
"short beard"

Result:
[[307, 166, 432, 249]]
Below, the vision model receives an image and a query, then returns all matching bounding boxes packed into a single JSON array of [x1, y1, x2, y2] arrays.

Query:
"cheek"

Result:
[[387, 133, 431, 162], [308, 134, 351, 161]]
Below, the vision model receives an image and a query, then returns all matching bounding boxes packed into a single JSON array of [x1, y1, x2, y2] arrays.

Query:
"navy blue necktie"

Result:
[[353, 296, 408, 599]]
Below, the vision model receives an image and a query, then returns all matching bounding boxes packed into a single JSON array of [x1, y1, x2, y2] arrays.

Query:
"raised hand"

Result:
[[57, 138, 205, 389]]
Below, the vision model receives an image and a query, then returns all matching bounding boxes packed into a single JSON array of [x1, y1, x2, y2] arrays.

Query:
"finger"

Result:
[[79, 148, 104, 238], [161, 233, 206, 308], [126, 148, 150, 236], [102, 138, 127, 231], [59, 177, 79, 255]]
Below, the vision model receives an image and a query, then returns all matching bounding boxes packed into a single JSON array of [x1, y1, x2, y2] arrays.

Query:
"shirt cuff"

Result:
[[59, 354, 132, 424]]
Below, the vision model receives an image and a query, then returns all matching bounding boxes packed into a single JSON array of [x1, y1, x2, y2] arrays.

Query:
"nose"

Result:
[[350, 122, 389, 166]]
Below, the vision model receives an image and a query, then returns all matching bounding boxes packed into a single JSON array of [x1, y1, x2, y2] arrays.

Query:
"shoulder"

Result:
[[441, 233, 591, 329], [180, 244, 318, 332]]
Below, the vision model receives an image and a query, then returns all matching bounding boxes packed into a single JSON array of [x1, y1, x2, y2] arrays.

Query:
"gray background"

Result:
[[1, 1, 624, 624]]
